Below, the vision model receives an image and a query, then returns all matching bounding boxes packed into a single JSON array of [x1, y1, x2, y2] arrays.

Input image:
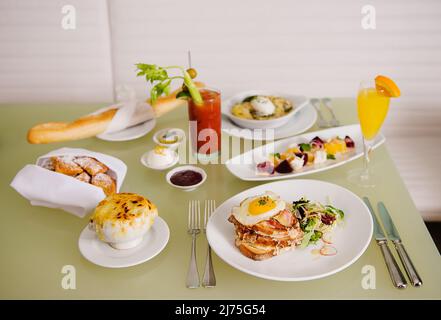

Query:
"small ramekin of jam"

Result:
[[166, 166, 207, 191]]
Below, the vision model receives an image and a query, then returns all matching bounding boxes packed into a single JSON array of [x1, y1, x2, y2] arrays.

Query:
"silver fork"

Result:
[[186, 200, 201, 288], [321, 98, 340, 127], [202, 200, 216, 288], [310, 98, 329, 128]]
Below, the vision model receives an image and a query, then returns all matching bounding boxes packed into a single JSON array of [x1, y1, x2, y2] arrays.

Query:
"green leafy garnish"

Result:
[[299, 143, 311, 152], [293, 198, 309, 209], [302, 216, 319, 232], [176, 90, 191, 100], [300, 231, 314, 248], [325, 205, 345, 219], [327, 154, 336, 160], [242, 95, 257, 103], [135, 63, 202, 105], [310, 230, 323, 243]]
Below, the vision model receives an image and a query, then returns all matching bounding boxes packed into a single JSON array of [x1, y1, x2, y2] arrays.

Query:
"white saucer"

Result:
[[222, 103, 317, 141], [140, 150, 179, 170], [78, 217, 170, 268], [97, 119, 156, 142]]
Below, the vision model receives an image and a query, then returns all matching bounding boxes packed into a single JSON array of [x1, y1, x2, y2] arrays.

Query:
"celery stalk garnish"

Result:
[[135, 63, 203, 106]]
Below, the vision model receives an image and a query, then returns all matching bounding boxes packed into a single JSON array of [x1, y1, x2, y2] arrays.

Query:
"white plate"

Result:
[[97, 119, 156, 142], [226, 124, 385, 181], [78, 217, 169, 268], [222, 103, 317, 141], [206, 179, 373, 281]]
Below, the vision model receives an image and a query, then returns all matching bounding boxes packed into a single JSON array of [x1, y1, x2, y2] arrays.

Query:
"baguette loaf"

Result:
[[27, 82, 204, 144]]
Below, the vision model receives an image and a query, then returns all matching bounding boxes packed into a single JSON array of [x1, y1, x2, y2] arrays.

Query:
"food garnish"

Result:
[[319, 245, 338, 256], [374, 75, 401, 98], [135, 63, 203, 105]]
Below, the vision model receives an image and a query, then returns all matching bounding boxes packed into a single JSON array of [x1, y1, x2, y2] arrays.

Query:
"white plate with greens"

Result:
[[206, 179, 373, 281]]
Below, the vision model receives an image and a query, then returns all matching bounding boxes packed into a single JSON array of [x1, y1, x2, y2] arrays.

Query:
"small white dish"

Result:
[[222, 91, 309, 129], [97, 119, 156, 142], [166, 165, 207, 192], [140, 149, 179, 170], [222, 103, 317, 141], [153, 128, 185, 150], [79, 216, 170, 268]]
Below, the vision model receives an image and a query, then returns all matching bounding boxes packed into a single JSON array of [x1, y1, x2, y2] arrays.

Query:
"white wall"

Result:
[[0, 0, 113, 102], [0, 0, 440, 219], [109, 0, 441, 99]]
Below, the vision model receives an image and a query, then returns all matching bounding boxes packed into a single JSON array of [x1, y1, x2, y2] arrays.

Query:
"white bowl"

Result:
[[153, 128, 185, 150], [166, 166, 207, 192], [222, 90, 309, 129], [140, 149, 179, 171]]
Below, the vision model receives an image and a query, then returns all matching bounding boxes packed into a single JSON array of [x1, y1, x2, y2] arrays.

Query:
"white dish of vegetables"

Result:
[[225, 124, 385, 181]]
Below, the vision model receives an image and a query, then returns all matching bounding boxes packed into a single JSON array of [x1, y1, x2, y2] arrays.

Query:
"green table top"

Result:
[[1, 100, 440, 299]]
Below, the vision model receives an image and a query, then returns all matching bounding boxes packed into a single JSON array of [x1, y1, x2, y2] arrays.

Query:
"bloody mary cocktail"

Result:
[[188, 88, 221, 159]]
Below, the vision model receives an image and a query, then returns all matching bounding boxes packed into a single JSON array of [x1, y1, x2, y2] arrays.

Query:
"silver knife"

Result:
[[363, 197, 407, 289], [378, 202, 423, 287]]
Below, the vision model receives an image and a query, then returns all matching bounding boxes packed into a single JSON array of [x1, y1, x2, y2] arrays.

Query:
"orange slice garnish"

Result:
[[375, 75, 401, 97]]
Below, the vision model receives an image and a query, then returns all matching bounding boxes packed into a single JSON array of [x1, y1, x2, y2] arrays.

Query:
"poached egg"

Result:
[[251, 96, 276, 116]]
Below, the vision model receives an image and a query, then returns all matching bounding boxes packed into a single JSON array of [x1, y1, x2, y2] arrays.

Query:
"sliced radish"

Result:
[[320, 245, 337, 256], [322, 233, 333, 244]]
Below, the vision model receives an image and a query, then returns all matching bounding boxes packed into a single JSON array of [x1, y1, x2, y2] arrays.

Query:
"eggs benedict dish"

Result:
[[231, 95, 293, 120], [228, 191, 303, 260]]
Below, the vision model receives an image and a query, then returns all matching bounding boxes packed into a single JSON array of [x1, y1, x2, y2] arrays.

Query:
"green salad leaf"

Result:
[[327, 154, 336, 160], [242, 95, 257, 103], [299, 143, 311, 152], [325, 205, 345, 219], [310, 230, 323, 243]]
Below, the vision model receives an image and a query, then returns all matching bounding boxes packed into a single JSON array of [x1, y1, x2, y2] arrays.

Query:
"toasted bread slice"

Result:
[[237, 241, 275, 261]]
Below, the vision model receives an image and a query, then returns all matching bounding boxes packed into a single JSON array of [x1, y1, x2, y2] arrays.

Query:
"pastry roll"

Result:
[[91, 173, 116, 196], [75, 172, 91, 183], [52, 156, 83, 176], [74, 157, 108, 176]]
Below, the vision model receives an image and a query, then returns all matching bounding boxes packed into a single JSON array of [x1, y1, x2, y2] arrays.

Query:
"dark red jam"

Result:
[[170, 170, 203, 186]]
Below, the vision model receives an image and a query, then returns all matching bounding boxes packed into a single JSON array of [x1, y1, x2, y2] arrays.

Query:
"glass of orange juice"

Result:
[[349, 76, 400, 187]]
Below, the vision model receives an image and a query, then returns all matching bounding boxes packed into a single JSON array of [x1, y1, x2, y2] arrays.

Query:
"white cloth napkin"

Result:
[[93, 85, 155, 137], [10, 148, 127, 218]]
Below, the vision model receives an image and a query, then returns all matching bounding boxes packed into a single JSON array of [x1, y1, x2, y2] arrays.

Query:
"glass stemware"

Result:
[[348, 80, 390, 187]]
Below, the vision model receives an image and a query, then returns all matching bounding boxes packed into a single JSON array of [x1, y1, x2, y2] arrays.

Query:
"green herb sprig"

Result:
[[135, 64, 202, 105]]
